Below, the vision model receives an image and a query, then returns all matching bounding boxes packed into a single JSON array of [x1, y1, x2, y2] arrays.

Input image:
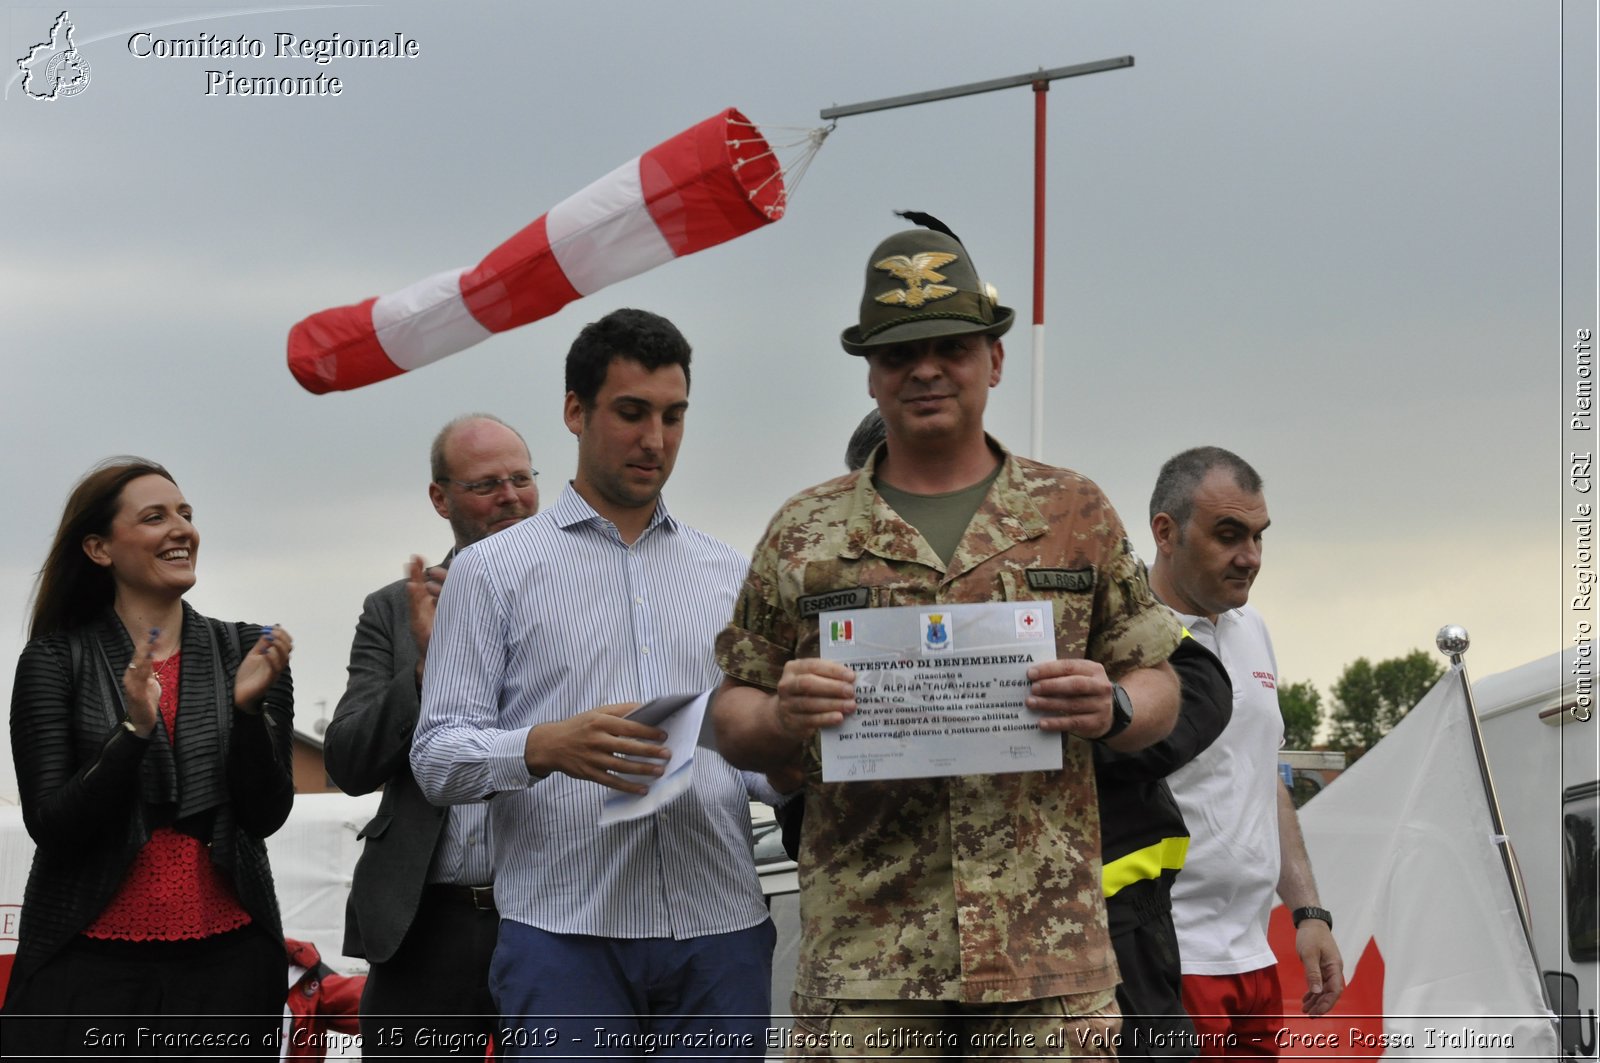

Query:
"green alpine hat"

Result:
[[840, 229, 1014, 356]]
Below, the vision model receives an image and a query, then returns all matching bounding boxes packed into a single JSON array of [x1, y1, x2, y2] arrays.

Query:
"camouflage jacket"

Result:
[[716, 440, 1182, 1003]]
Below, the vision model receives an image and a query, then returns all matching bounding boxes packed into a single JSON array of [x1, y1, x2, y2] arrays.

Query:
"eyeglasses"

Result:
[[437, 470, 538, 496]]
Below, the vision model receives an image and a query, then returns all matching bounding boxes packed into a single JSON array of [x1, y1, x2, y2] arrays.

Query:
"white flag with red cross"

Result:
[[1265, 665, 1560, 1058]]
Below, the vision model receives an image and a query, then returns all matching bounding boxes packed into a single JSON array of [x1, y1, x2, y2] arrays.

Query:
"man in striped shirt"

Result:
[[412, 309, 774, 1059]]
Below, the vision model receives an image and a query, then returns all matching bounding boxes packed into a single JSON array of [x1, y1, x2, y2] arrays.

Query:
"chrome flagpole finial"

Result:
[[1436, 624, 1470, 662]]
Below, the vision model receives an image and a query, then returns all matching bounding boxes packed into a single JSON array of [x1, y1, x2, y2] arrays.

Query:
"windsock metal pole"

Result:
[[821, 56, 1134, 460], [1032, 80, 1048, 460]]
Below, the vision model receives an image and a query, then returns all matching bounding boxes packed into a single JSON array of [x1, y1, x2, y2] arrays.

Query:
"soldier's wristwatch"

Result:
[[1094, 684, 1134, 742], [1292, 906, 1333, 930]]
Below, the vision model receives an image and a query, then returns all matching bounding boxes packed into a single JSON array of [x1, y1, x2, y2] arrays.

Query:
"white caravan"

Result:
[[1476, 647, 1599, 1060]]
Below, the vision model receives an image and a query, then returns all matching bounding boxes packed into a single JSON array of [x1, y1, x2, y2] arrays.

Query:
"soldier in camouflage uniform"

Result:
[[712, 227, 1185, 1058]]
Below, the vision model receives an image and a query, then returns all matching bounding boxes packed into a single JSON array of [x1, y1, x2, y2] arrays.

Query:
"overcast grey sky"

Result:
[[1, 0, 1589, 798]]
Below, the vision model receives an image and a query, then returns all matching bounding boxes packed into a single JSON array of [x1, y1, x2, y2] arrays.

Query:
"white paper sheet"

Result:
[[597, 688, 712, 825]]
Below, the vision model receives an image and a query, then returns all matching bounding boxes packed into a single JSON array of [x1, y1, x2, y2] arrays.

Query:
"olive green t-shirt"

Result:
[[874, 464, 1004, 567]]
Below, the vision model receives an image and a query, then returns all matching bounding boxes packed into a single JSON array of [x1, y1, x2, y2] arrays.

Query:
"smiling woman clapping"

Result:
[[3, 457, 295, 1059]]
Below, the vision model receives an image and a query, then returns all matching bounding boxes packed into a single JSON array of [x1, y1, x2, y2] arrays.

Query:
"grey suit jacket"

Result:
[[323, 576, 447, 964]]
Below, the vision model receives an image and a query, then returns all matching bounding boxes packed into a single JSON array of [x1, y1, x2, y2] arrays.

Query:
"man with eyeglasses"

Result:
[[324, 413, 538, 1058], [712, 227, 1185, 1055]]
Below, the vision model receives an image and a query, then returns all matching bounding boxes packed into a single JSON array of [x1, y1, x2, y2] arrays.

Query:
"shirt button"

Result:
[[642, 646, 650, 655]]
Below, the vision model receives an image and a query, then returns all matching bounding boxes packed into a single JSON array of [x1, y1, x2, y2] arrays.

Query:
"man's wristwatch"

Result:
[[1093, 684, 1134, 742], [1292, 906, 1333, 930]]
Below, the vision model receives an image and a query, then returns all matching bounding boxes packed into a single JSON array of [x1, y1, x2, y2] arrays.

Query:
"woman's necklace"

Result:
[[151, 652, 179, 700]]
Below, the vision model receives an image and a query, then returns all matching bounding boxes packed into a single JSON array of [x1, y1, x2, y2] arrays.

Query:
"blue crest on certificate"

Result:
[[817, 600, 1063, 782]]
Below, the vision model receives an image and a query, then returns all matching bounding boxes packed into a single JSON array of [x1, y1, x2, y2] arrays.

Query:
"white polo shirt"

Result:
[[1167, 604, 1285, 975]]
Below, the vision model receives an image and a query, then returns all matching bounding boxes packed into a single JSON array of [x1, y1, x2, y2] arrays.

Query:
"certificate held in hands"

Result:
[[817, 600, 1061, 782]]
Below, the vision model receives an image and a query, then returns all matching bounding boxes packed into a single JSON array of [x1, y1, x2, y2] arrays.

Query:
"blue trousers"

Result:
[[490, 918, 774, 1061]]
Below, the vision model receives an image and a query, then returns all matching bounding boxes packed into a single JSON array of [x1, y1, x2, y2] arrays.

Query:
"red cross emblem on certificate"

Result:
[[1015, 607, 1046, 639]]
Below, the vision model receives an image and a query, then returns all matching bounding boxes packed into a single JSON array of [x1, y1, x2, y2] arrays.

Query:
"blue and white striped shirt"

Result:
[[411, 485, 770, 939]]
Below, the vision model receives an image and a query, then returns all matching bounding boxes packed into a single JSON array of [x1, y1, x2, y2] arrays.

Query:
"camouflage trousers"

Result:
[[783, 989, 1121, 1059]]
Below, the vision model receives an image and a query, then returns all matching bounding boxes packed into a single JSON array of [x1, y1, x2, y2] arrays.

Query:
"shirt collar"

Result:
[[548, 481, 678, 538], [841, 434, 1045, 570], [1167, 606, 1240, 635]]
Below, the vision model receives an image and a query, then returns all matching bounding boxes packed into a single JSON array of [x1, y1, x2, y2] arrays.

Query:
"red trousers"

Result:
[[1180, 967, 1285, 1058]]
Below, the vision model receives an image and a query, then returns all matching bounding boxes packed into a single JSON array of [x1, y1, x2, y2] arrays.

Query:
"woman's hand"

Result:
[[235, 625, 293, 714], [121, 630, 161, 737]]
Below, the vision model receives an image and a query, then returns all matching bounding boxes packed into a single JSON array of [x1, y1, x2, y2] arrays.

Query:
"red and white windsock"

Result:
[[288, 107, 785, 394]]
